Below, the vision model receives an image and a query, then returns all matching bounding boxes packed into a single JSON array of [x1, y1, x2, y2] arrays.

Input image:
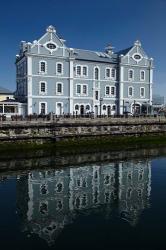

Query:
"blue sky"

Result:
[[0, 0, 166, 97]]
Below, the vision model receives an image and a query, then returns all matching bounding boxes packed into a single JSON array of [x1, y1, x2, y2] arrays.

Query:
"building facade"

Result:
[[15, 25, 154, 116]]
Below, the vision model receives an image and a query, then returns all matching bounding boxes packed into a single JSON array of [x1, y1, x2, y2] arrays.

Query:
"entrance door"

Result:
[[57, 103, 62, 116], [107, 105, 111, 116], [80, 105, 84, 116], [132, 104, 140, 114], [94, 105, 98, 116]]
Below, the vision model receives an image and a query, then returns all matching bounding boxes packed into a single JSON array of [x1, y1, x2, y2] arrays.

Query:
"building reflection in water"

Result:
[[16, 160, 151, 246]]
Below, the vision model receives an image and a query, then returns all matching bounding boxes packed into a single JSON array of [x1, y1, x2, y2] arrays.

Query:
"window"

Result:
[[128, 87, 133, 97], [140, 70, 145, 81], [46, 43, 56, 50], [39, 202, 48, 215], [103, 105, 106, 110], [40, 82, 46, 94], [56, 82, 63, 94], [83, 66, 88, 76], [105, 86, 110, 95], [95, 91, 99, 100], [76, 84, 88, 95], [57, 200, 63, 210], [128, 69, 134, 80], [111, 68, 116, 78], [111, 86, 115, 96], [83, 85, 87, 95], [56, 183, 63, 193], [56, 63, 63, 75], [76, 84, 81, 94], [75, 105, 79, 110], [86, 105, 90, 110], [75, 65, 88, 77], [76, 66, 81, 76], [112, 105, 116, 111], [140, 87, 145, 98], [39, 61, 46, 73], [40, 184, 48, 195], [94, 67, 99, 80], [105, 68, 111, 78]]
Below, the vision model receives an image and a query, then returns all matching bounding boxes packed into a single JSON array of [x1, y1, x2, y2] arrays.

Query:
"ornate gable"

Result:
[[30, 25, 67, 56]]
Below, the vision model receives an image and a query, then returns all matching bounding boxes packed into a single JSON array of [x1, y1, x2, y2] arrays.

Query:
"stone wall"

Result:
[[0, 118, 166, 142]]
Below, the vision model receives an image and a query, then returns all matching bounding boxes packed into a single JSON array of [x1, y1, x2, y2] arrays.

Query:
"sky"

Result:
[[0, 0, 166, 98]]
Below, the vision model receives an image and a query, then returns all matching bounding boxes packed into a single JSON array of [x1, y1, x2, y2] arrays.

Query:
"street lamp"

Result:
[[99, 97, 103, 117]]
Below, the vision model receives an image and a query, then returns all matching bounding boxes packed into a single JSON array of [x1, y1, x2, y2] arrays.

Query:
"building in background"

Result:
[[15, 25, 154, 116], [0, 86, 13, 101], [0, 86, 26, 117], [152, 94, 165, 114]]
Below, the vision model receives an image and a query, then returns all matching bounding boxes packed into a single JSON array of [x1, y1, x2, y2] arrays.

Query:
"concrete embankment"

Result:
[[0, 117, 166, 144]]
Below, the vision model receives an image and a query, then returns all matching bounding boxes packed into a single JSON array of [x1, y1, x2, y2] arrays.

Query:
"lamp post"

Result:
[[99, 97, 103, 117]]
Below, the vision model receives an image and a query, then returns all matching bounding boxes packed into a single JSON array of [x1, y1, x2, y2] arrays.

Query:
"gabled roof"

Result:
[[73, 49, 118, 63], [115, 46, 133, 56], [0, 86, 13, 94]]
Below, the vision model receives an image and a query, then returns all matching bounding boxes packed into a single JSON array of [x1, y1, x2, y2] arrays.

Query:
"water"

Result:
[[1, 149, 166, 249]]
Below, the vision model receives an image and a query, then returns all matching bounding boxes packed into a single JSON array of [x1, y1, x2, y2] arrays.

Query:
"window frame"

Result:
[[105, 85, 110, 96], [76, 83, 88, 96], [110, 86, 116, 96], [111, 68, 116, 80], [94, 66, 100, 80], [140, 87, 145, 98], [39, 60, 47, 74], [128, 69, 134, 81], [56, 82, 63, 95], [105, 67, 111, 79], [56, 62, 63, 75], [128, 86, 134, 97], [140, 70, 145, 81], [39, 81, 47, 95], [39, 102, 47, 115]]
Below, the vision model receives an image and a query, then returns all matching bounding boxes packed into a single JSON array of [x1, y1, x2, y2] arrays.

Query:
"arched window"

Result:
[[86, 105, 90, 110], [75, 104, 79, 110], [103, 105, 106, 110], [128, 87, 133, 97], [94, 67, 99, 80], [112, 105, 116, 111], [140, 70, 145, 81], [128, 69, 134, 80]]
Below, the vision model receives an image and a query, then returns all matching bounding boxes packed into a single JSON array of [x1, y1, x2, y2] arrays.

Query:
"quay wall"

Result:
[[0, 118, 166, 143]]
